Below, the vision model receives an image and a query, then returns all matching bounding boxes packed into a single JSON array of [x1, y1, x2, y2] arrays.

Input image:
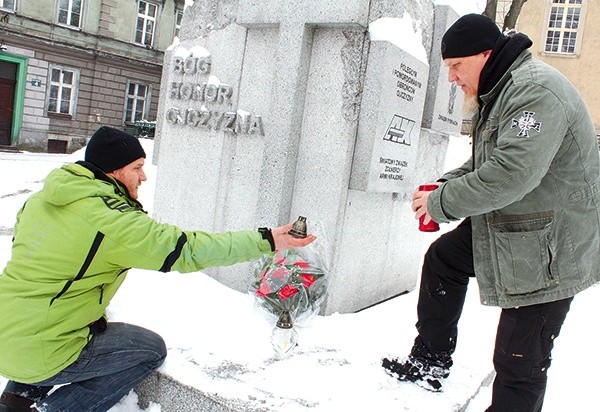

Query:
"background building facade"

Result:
[[515, 0, 598, 134], [0, 0, 185, 152]]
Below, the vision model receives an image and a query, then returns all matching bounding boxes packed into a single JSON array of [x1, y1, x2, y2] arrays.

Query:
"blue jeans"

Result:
[[5, 322, 166, 412]]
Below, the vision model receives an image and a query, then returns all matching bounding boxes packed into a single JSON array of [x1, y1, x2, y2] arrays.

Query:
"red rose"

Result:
[[271, 267, 288, 280], [256, 282, 271, 297], [293, 260, 309, 269], [301, 274, 316, 288], [278, 284, 299, 300]]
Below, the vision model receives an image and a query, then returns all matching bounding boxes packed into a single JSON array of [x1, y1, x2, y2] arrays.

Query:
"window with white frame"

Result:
[[0, 0, 16, 11], [57, 0, 83, 28], [545, 0, 584, 54], [494, 0, 513, 26], [47, 66, 79, 116], [174, 9, 183, 38], [135, 1, 158, 46], [124, 82, 150, 124]]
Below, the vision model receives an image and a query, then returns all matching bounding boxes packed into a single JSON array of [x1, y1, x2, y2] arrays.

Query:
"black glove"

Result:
[[258, 227, 275, 251]]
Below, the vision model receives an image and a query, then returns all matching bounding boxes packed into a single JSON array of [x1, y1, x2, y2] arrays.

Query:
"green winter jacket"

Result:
[[0, 162, 272, 383], [428, 50, 600, 308]]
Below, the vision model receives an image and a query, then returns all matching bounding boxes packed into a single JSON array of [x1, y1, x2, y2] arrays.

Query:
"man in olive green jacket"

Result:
[[0, 126, 315, 412], [382, 14, 600, 411]]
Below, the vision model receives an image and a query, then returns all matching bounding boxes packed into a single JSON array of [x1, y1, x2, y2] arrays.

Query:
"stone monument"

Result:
[[152, 0, 464, 314], [415, 5, 464, 186]]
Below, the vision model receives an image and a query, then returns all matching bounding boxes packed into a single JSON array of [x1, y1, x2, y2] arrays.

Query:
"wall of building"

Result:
[[518, 0, 599, 133], [0, 0, 184, 152]]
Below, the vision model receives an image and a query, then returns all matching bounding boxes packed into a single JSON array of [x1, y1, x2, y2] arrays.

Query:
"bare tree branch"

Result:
[[484, 0, 498, 20], [503, 0, 528, 31]]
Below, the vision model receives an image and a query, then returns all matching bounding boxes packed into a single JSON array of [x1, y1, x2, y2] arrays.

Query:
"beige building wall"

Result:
[[517, 0, 599, 133]]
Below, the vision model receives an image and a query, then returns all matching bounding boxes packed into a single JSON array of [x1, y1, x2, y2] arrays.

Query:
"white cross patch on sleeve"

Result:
[[511, 111, 542, 137]]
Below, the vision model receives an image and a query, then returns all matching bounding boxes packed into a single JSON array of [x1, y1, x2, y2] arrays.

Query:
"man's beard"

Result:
[[462, 94, 480, 117]]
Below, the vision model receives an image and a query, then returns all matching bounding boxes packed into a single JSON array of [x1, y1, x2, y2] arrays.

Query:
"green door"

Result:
[[0, 53, 27, 146], [0, 61, 17, 145]]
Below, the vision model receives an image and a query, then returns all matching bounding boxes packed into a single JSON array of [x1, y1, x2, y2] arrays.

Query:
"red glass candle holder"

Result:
[[418, 184, 440, 232]]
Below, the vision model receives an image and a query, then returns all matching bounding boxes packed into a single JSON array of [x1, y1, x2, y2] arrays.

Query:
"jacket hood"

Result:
[[40, 163, 126, 207]]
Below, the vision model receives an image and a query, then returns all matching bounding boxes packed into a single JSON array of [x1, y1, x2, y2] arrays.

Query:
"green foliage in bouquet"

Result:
[[251, 248, 328, 324]]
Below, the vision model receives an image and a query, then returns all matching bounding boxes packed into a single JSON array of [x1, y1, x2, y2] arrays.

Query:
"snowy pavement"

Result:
[[1, 138, 599, 411]]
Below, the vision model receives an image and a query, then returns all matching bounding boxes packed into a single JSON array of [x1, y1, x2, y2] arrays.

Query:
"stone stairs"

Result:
[[135, 370, 495, 412]]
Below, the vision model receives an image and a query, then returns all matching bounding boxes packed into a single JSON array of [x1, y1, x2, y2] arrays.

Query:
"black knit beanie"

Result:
[[85, 126, 146, 173], [441, 14, 502, 59]]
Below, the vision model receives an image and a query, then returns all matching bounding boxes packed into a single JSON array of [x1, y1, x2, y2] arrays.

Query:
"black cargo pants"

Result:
[[414, 218, 572, 411]]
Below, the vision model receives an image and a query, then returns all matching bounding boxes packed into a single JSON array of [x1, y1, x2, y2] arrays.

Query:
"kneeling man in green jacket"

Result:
[[0, 126, 315, 412]]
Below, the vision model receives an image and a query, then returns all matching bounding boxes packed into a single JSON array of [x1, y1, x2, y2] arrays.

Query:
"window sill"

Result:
[[540, 51, 581, 59], [56, 23, 82, 31], [133, 43, 156, 50], [47, 112, 73, 120]]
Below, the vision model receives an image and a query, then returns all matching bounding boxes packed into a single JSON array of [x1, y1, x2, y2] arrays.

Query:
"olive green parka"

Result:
[[428, 50, 600, 308]]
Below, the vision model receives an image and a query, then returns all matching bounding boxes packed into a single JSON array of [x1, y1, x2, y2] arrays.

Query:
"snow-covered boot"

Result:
[[382, 356, 450, 392]]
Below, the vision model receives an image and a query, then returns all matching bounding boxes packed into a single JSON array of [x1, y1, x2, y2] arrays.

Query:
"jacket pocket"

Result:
[[489, 212, 557, 295]]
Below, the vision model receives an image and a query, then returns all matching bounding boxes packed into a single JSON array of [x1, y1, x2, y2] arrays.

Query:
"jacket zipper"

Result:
[[50, 231, 105, 306]]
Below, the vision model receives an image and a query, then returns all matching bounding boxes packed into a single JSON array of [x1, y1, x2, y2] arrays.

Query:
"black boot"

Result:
[[0, 392, 35, 412], [382, 356, 451, 392]]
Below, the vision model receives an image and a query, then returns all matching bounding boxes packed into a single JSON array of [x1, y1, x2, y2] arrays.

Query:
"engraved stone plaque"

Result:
[[351, 40, 429, 193]]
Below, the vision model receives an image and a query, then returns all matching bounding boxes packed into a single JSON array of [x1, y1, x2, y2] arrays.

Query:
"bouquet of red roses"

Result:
[[250, 245, 328, 325]]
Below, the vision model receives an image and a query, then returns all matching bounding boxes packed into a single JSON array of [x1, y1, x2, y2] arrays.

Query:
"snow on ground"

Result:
[[1, 134, 598, 411], [1, 2, 597, 410]]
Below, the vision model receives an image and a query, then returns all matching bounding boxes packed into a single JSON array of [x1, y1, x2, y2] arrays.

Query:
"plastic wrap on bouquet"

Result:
[[250, 239, 329, 326]]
